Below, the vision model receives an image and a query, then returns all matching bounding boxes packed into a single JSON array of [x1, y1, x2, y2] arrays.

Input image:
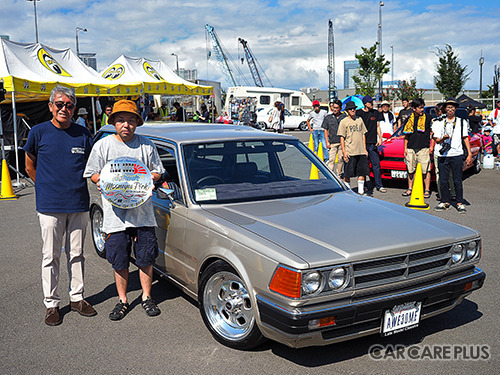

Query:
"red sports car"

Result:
[[376, 125, 482, 181]]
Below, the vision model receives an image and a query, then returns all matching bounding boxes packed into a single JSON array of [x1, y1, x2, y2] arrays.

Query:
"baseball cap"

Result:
[[362, 95, 373, 104], [312, 100, 320, 107]]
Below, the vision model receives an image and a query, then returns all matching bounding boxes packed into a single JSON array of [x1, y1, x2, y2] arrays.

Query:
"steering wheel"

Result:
[[196, 175, 225, 186]]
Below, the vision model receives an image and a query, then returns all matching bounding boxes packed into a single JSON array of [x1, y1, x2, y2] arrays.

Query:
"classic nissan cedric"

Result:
[[89, 123, 485, 349]]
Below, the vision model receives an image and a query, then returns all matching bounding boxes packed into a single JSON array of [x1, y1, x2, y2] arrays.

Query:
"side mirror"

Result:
[[157, 187, 176, 208]]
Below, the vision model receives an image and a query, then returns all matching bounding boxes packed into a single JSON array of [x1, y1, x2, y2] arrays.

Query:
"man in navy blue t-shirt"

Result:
[[24, 85, 96, 326]]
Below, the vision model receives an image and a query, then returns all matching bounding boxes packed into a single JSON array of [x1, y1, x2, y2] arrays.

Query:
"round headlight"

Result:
[[451, 244, 464, 264], [328, 267, 349, 290], [302, 271, 323, 295], [466, 241, 478, 260]]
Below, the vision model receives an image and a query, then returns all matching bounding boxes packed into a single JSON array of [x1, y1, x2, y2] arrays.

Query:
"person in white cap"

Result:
[[379, 101, 395, 136], [76, 107, 88, 129]]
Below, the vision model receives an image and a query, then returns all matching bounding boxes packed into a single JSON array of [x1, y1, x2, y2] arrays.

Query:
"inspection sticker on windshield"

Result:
[[195, 188, 217, 201], [381, 301, 421, 337]]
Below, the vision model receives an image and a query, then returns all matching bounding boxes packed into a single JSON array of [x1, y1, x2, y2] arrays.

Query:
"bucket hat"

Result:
[[77, 108, 88, 116], [443, 98, 459, 108], [108, 100, 143, 126]]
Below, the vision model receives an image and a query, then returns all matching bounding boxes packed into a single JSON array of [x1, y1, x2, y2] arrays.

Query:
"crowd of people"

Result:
[[308, 95, 497, 214]]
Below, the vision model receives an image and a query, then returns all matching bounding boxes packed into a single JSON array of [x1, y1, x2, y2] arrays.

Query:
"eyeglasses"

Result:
[[52, 101, 75, 110], [347, 108, 356, 111]]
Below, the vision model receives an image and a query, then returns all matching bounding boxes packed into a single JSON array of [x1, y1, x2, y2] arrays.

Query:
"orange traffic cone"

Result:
[[405, 163, 429, 210], [0, 159, 18, 200]]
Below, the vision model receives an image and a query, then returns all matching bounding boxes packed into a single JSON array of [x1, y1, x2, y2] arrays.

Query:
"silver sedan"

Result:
[[89, 123, 485, 349]]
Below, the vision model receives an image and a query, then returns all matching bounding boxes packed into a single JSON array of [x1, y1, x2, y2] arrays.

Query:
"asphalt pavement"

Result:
[[0, 144, 498, 374]]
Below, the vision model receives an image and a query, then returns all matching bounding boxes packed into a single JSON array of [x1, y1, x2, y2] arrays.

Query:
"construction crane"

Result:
[[327, 19, 337, 101], [205, 25, 249, 87], [238, 38, 272, 87]]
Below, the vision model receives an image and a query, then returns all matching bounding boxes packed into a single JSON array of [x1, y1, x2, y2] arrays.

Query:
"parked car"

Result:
[[256, 108, 309, 131], [90, 123, 485, 349], [377, 112, 482, 181]]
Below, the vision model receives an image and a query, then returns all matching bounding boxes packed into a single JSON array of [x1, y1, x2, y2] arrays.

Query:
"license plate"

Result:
[[391, 170, 408, 179], [381, 301, 422, 337]]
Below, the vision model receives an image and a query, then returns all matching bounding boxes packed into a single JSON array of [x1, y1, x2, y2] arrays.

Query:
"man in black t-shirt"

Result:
[[403, 98, 432, 197], [172, 102, 185, 122], [467, 106, 482, 134], [356, 95, 386, 193], [396, 98, 413, 130]]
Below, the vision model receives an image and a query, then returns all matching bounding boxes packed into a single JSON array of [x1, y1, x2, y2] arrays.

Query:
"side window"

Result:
[[260, 96, 271, 105], [155, 144, 184, 203], [291, 96, 299, 106]]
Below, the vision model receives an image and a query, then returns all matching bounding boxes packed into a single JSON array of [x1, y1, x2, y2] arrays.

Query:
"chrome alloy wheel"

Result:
[[91, 206, 106, 258], [202, 271, 255, 341]]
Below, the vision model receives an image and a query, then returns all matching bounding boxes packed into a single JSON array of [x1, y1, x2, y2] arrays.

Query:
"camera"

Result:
[[439, 142, 451, 155]]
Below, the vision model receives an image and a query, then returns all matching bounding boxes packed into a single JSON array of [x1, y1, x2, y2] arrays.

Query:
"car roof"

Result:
[[99, 123, 294, 143]]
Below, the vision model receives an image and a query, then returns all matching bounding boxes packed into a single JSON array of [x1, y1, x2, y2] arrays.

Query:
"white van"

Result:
[[225, 86, 312, 118]]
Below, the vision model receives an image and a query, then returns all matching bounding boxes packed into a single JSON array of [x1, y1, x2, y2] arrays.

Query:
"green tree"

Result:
[[434, 44, 470, 99], [352, 44, 390, 97], [386, 78, 426, 101]]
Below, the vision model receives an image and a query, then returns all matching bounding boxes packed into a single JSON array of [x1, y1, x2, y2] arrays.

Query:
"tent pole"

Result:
[[11, 91, 20, 186], [91, 97, 97, 134]]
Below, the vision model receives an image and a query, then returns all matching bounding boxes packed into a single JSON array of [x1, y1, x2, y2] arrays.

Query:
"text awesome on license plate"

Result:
[[382, 301, 421, 337], [391, 170, 408, 179]]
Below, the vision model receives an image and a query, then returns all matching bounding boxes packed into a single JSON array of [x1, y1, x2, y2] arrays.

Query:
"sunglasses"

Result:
[[52, 101, 75, 110]]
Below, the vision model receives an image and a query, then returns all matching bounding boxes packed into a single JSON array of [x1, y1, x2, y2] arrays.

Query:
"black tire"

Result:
[[299, 121, 308, 131], [198, 260, 266, 350], [473, 156, 481, 174], [90, 205, 106, 258], [256, 122, 267, 130]]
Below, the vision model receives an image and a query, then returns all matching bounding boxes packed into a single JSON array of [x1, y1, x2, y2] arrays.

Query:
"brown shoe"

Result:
[[70, 300, 97, 317], [45, 307, 62, 326]]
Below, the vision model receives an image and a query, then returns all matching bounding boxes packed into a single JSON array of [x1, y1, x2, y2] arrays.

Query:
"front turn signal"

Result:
[[269, 266, 301, 298]]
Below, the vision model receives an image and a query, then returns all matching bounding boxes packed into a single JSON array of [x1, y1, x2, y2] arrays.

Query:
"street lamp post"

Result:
[[75, 27, 87, 59], [27, 0, 40, 43], [391, 45, 394, 87], [479, 51, 484, 99], [171, 53, 179, 75], [377, 1, 384, 98]]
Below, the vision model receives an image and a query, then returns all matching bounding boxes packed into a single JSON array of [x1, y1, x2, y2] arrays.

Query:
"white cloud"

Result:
[[1, 0, 499, 91]]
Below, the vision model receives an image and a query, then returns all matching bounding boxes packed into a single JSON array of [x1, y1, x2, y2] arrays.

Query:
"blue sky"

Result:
[[1, 0, 499, 92]]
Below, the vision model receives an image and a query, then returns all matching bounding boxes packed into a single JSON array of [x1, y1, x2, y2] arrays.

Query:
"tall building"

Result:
[[344, 60, 360, 89], [178, 68, 198, 80], [79, 53, 97, 71]]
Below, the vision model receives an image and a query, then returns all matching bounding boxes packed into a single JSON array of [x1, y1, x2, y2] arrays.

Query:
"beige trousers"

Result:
[[327, 143, 343, 175], [38, 212, 88, 308]]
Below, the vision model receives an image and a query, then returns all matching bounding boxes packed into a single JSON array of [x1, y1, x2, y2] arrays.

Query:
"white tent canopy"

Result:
[[100, 55, 212, 96]]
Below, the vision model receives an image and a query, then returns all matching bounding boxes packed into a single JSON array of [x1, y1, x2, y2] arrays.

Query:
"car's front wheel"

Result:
[[199, 260, 265, 350], [90, 205, 106, 258], [256, 121, 267, 130], [299, 121, 308, 131]]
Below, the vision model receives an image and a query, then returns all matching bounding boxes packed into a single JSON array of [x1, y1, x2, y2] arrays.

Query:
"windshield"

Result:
[[183, 139, 343, 204]]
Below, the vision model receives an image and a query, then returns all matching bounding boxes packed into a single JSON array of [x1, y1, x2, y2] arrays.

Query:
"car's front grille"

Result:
[[352, 245, 452, 289]]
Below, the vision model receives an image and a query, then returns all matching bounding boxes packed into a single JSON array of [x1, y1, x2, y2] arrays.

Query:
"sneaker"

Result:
[[141, 296, 161, 317], [457, 203, 467, 214], [434, 202, 450, 211], [109, 300, 129, 321], [45, 307, 62, 326]]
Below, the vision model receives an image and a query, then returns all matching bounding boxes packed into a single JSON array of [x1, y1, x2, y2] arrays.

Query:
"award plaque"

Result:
[[99, 157, 153, 209]]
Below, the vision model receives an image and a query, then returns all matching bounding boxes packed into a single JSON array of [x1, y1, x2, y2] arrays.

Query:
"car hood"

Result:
[[203, 192, 477, 268]]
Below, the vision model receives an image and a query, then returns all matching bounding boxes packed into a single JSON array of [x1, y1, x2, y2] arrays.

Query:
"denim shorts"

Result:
[[105, 227, 159, 270]]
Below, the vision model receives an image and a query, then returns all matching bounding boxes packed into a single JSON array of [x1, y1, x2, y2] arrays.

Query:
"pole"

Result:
[[378, 1, 384, 99], [76, 29, 79, 58], [11, 91, 20, 186], [479, 51, 484, 99], [91, 97, 97, 134], [33, 0, 39, 43]]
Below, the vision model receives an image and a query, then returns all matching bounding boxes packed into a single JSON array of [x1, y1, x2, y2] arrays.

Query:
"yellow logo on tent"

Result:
[[102, 64, 125, 80], [37, 48, 71, 77], [143, 62, 163, 81]]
